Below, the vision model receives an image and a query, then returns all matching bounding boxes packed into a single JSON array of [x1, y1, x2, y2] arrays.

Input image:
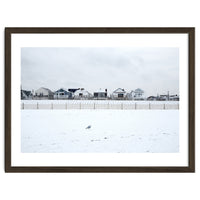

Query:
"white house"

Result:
[[35, 87, 54, 99], [111, 88, 127, 100], [93, 89, 108, 100], [134, 88, 144, 100], [54, 88, 73, 99], [74, 88, 92, 99], [128, 88, 144, 100]]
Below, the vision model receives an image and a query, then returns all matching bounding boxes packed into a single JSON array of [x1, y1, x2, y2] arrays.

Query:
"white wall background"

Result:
[[0, 0, 199, 200]]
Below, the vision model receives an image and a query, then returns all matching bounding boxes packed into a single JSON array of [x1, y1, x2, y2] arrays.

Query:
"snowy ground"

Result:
[[21, 110, 179, 153]]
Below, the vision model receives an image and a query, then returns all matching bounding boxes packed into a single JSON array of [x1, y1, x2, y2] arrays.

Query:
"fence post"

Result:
[[80, 102, 81, 109], [23, 102, 24, 110], [66, 103, 67, 110], [149, 103, 151, 110], [51, 103, 53, 110], [163, 103, 165, 110], [121, 103, 123, 110], [135, 103, 137, 110], [108, 102, 109, 109]]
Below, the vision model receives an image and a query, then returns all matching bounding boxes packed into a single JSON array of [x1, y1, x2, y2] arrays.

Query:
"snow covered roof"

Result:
[[74, 88, 91, 96], [134, 88, 144, 93], [55, 88, 69, 92], [113, 88, 126, 93], [41, 87, 52, 92], [94, 88, 107, 93]]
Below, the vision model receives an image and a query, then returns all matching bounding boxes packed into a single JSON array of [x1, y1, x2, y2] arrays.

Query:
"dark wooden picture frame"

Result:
[[5, 27, 195, 173]]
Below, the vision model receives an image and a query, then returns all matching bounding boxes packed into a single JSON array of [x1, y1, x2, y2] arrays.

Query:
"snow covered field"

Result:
[[21, 110, 179, 153]]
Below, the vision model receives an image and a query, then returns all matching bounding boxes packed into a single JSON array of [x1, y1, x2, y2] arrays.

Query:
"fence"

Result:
[[21, 102, 179, 110]]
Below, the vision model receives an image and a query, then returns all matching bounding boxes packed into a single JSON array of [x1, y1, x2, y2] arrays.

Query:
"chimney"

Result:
[[105, 89, 107, 97]]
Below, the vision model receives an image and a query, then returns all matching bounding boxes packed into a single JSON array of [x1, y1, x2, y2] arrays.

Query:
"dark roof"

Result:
[[21, 90, 32, 97], [55, 88, 72, 94], [68, 88, 79, 93], [147, 96, 156, 98]]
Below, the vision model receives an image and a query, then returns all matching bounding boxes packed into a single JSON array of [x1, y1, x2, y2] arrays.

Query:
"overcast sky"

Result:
[[21, 47, 179, 96]]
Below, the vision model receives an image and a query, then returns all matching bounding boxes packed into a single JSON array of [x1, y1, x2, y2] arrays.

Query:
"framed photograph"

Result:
[[5, 27, 195, 172]]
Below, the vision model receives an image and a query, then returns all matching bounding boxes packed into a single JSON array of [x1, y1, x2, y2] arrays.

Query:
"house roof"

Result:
[[55, 88, 71, 93], [170, 94, 179, 97], [160, 95, 168, 97], [113, 88, 126, 93], [36, 87, 53, 94], [147, 96, 156, 98], [134, 88, 144, 93], [94, 88, 107, 93], [21, 90, 32, 97], [74, 88, 91, 96], [68, 88, 79, 93], [41, 87, 52, 92]]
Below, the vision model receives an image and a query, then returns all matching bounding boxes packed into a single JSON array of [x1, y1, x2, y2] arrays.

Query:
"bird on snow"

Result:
[[86, 125, 91, 129]]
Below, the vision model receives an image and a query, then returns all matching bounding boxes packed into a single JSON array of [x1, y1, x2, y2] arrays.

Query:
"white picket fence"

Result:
[[21, 102, 179, 110]]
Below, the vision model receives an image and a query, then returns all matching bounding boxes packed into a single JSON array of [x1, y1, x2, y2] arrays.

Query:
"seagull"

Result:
[[86, 125, 91, 129]]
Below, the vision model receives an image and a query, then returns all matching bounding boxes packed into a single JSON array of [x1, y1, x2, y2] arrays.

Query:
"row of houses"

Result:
[[21, 87, 179, 101], [147, 94, 179, 101]]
